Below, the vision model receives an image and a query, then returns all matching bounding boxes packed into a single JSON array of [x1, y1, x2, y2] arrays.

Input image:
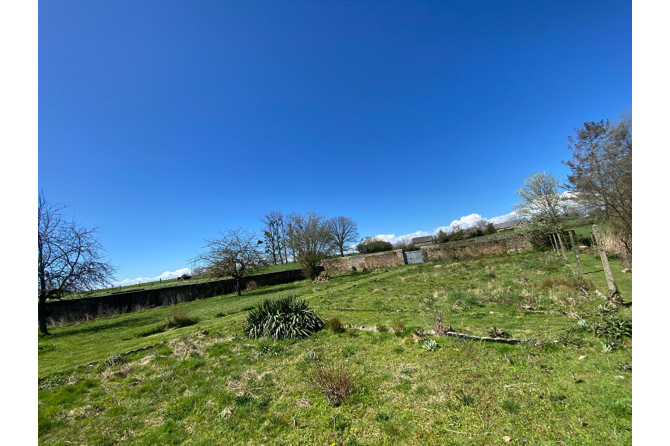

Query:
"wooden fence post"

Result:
[[592, 225, 619, 298], [556, 230, 568, 261], [568, 230, 582, 275]]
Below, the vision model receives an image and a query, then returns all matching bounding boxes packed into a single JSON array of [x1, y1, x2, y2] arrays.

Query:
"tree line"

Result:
[[37, 110, 632, 334]]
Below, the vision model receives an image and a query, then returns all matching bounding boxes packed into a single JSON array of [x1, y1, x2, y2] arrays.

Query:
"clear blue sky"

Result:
[[38, 0, 631, 284]]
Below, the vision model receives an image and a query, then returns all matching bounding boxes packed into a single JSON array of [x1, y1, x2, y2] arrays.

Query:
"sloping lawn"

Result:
[[39, 250, 632, 445]]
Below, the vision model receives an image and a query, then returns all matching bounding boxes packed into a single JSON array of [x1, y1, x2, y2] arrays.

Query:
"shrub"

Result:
[[245, 296, 324, 339], [311, 362, 357, 407], [327, 316, 345, 333], [357, 239, 394, 254]]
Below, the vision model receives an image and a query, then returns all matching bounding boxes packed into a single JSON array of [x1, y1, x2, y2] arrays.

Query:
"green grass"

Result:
[[39, 249, 632, 444]]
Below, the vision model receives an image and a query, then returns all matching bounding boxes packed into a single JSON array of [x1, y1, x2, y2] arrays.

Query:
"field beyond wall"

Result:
[[39, 249, 632, 445]]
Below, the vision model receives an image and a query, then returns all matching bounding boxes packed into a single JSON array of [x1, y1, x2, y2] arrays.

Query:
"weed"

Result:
[[326, 316, 345, 334], [255, 341, 284, 358], [376, 323, 388, 333], [311, 362, 357, 407], [245, 280, 258, 291], [456, 390, 474, 406], [304, 350, 320, 362], [392, 318, 405, 337], [105, 355, 126, 367], [423, 339, 438, 352], [487, 326, 509, 339]]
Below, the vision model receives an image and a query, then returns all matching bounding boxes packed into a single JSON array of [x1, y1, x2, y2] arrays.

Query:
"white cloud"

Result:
[[370, 212, 521, 246], [112, 267, 192, 287]]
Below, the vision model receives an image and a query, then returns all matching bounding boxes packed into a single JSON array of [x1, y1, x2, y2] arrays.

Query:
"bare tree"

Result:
[[564, 116, 632, 265], [327, 216, 359, 257], [261, 211, 285, 265], [38, 192, 116, 334], [193, 228, 268, 296], [285, 212, 331, 280]]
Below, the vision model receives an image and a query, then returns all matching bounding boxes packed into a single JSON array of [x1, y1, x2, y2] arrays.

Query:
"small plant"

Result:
[[597, 302, 618, 316], [105, 354, 126, 367], [487, 326, 510, 339], [456, 390, 474, 406], [311, 362, 357, 407], [326, 316, 345, 334], [392, 319, 405, 337], [600, 341, 614, 353], [255, 341, 284, 358], [423, 339, 438, 352], [245, 280, 259, 291], [245, 296, 324, 339], [576, 317, 590, 330], [304, 350, 320, 362], [376, 323, 388, 333]]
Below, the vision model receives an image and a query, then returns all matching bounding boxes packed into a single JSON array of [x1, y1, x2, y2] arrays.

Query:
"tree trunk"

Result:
[[568, 230, 583, 275], [556, 230, 568, 261], [38, 297, 49, 335], [592, 225, 619, 297]]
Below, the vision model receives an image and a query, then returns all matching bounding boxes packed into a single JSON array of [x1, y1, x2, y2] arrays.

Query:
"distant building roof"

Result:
[[411, 236, 433, 245], [493, 218, 523, 231]]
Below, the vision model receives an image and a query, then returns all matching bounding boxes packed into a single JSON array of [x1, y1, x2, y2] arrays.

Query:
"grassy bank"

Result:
[[39, 249, 632, 444]]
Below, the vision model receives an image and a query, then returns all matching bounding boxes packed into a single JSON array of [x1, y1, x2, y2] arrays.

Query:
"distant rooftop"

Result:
[[411, 235, 433, 245], [493, 218, 523, 231]]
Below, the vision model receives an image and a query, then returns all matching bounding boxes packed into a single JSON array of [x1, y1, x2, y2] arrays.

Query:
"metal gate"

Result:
[[403, 250, 423, 264]]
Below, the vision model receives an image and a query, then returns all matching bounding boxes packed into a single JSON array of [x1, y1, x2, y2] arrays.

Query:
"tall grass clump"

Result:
[[311, 362, 358, 407], [245, 296, 324, 339]]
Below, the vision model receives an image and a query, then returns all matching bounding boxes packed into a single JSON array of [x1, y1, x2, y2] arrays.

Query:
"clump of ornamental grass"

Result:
[[245, 296, 324, 339], [310, 361, 358, 407]]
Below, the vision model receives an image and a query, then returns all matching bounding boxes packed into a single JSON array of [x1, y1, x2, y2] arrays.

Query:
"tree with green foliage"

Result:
[[356, 237, 393, 254], [193, 228, 268, 295], [38, 191, 116, 334], [564, 115, 632, 265]]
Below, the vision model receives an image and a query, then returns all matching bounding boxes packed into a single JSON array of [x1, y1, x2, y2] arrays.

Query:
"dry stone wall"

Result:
[[322, 249, 405, 273], [421, 233, 533, 261]]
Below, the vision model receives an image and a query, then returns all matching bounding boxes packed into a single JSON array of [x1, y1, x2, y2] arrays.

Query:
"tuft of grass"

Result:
[[326, 316, 345, 334], [376, 323, 388, 333], [310, 361, 357, 407], [164, 307, 200, 329], [501, 398, 521, 414]]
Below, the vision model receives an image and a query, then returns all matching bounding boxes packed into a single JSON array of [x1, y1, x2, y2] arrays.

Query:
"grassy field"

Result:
[[38, 249, 632, 445]]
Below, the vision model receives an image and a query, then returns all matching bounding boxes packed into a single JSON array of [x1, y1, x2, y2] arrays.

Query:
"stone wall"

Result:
[[321, 249, 405, 273], [43, 268, 318, 325], [421, 233, 533, 262]]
